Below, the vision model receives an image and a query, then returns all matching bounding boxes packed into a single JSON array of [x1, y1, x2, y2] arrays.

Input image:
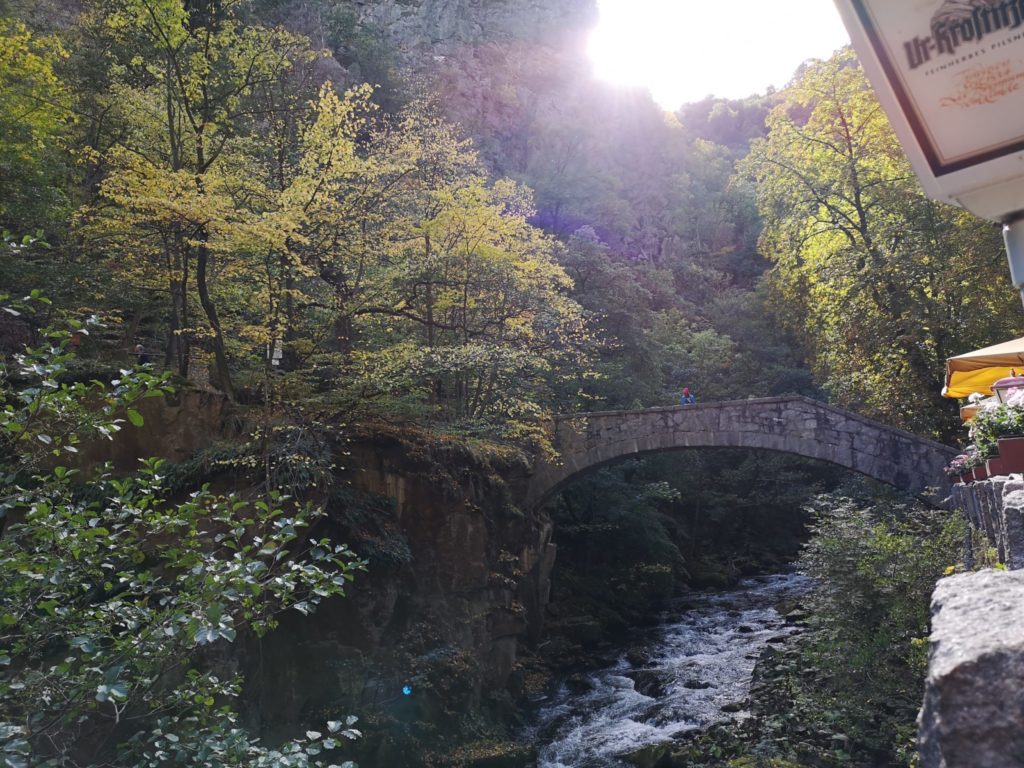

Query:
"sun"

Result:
[[587, 0, 852, 110]]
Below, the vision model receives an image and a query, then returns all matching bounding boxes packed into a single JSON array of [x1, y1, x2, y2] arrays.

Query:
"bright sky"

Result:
[[588, 0, 852, 109]]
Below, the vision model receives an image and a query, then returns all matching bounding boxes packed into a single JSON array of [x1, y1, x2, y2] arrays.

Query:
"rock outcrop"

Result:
[[239, 428, 556, 762], [348, 0, 595, 52]]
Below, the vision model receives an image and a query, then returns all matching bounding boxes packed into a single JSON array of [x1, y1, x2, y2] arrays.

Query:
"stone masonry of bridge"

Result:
[[524, 395, 956, 511]]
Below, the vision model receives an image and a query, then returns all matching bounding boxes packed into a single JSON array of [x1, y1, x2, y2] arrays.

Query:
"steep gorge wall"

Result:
[[239, 430, 557, 762], [74, 392, 558, 760], [346, 0, 596, 51], [271, 0, 598, 176]]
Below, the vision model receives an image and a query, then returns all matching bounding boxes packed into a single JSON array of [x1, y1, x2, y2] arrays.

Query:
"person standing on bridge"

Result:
[[680, 387, 696, 406]]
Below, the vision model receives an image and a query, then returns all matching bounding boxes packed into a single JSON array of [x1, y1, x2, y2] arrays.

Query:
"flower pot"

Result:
[[973, 464, 990, 481], [987, 455, 1009, 477], [997, 436, 1024, 473], [959, 471, 974, 484]]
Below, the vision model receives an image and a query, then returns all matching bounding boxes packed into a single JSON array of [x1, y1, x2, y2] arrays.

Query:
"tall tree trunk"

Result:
[[281, 257, 297, 371], [192, 131, 233, 398], [333, 310, 353, 356], [196, 230, 235, 400], [424, 234, 435, 348], [165, 279, 180, 370], [174, 225, 191, 378]]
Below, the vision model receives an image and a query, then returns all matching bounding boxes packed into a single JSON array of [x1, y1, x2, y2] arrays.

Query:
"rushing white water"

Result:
[[530, 572, 812, 768]]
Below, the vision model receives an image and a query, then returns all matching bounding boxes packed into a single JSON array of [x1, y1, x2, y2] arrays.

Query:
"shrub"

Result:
[[1, 302, 364, 767]]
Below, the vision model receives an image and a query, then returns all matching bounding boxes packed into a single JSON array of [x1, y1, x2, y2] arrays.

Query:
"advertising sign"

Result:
[[834, 0, 1024, 221]]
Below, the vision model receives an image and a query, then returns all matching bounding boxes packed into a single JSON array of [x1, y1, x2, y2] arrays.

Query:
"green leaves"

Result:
[[971, 404, 1024, 458], [743, 49, 1018, 439], [0, 459, 364, 764], [0, 316, 364, 766], [0, 300, 174, 481], [95, 682, 129, 703], [0, 20, 71, 230]]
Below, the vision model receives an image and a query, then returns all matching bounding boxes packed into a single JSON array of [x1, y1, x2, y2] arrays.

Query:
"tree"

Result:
[[791, 490, 963, 764], [742, 48, 1018, 438], [0, 19, 71, 235], [83, 0, 316, 397], [340, 176, 592, 439], [0, 300, 363, 767]]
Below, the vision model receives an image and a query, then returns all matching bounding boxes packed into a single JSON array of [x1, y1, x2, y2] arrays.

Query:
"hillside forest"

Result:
[[0, 1, 1018, 766]]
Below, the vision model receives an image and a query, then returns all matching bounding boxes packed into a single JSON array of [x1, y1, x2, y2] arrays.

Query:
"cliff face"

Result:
[[240, 429, 556, 764], [269, 0, 597, 175], [75, 391, 556, 761], [346, 0, 596, 53]]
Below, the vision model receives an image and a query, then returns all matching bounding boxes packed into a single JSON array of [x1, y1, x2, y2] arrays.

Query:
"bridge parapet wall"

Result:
[[526, 396, 955, 510]]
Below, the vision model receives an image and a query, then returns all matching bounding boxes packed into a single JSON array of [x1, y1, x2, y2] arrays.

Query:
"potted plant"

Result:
[[972, 400, 1024, 475], [965, 450, 990, 481], [997, 388, 1024, 471], [944, 453, 972, 484], [988, 453, 1009, 478]]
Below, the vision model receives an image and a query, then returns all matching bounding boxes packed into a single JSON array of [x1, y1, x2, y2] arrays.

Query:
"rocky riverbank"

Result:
[[524, 573, 812, 767]]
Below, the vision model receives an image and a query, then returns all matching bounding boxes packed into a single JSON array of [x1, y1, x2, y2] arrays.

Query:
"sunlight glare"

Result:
[[588, 0, 852, 109]]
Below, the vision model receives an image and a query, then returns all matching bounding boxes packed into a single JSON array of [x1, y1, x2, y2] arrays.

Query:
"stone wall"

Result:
[[919, 568, 1024, 768], [948, 477, 1024, 569], [920, 476, 1024, 767]]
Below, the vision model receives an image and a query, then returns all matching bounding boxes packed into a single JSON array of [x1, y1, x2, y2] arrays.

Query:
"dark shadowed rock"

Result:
[[919, 569, 1024, 767], [785, 607, 810, 623], [681, 679, 712, 689], [566, 673, 593, 694], [626, 647, 650, 667], [464, 742, 537, 768], [623, 669, 666, 698], [623, 742, 674, 768]]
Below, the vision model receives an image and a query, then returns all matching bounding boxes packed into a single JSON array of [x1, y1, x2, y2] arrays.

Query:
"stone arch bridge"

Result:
[[525, 396, 956, 511]]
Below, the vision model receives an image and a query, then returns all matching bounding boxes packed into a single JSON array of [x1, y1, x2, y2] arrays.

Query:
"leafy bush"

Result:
[[0, 304, 365, 767], [676, 486, 964, 767]]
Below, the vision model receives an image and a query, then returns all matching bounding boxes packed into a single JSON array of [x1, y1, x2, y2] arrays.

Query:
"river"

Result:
[[529, 572, 812, 768]]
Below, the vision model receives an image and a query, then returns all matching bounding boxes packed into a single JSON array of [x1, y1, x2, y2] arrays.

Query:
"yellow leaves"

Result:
[[0, 19, 72, 222], [74, 0, 592, 422], [235, 324, 274, 347], [297, 83, 374, 179], [104, 0, 190, 49]]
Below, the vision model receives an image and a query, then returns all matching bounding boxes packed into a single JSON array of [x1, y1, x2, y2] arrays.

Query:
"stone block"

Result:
[[1001, 488, 1024, 570], [815, 428, 841, 446], [853, 433, 878, 456], [655, 432, 675, 450], [964, 492, 982, 529], [919, 570, 1024, 767], [740, 432, 770, 450]]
